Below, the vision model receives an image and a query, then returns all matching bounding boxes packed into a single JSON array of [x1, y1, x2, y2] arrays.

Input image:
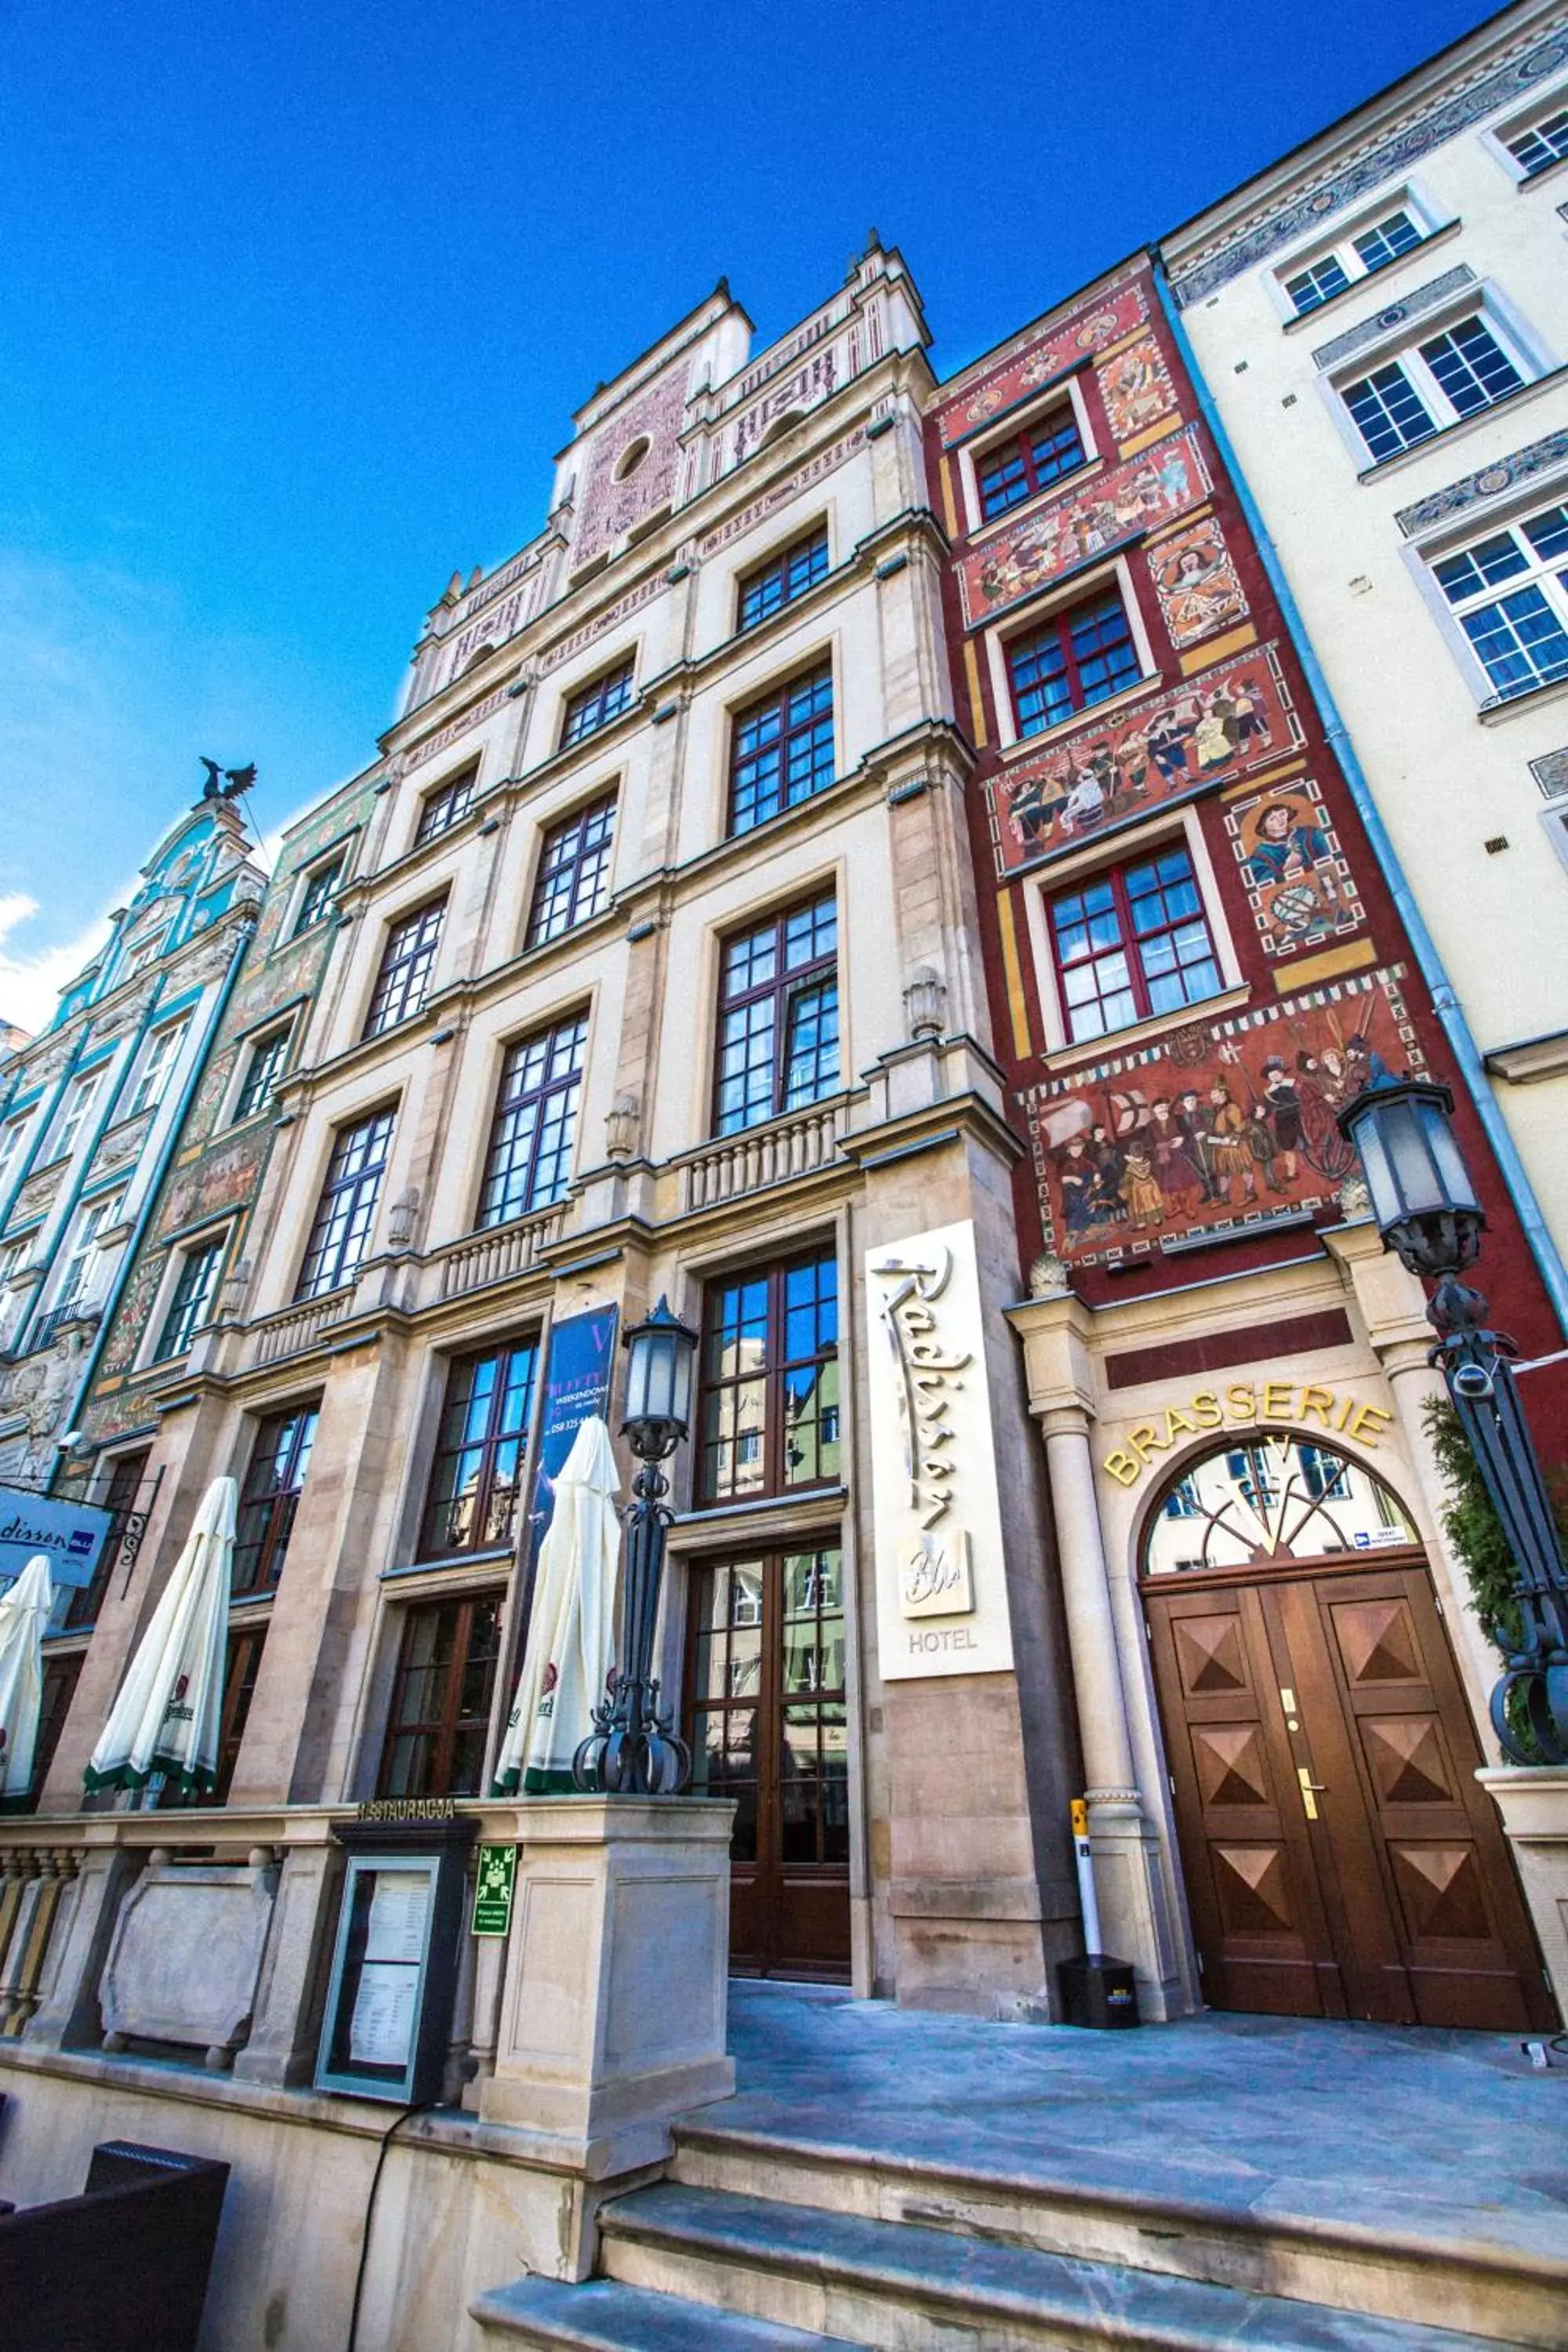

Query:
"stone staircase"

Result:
[[472, 2107, 1567, 2350]]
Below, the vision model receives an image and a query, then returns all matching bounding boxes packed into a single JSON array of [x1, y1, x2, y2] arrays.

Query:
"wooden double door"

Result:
[[1147, 1555, 1554, 2029]]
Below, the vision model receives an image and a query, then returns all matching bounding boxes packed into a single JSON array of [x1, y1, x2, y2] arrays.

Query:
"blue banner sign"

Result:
[[0, 1486, 114, 1591], [522, 1305, 619, 1595]]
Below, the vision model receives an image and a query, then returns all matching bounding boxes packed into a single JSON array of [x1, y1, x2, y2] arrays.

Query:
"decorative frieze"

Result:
[[1309, 267, 1476, 372], [536, 571, 667, 676], [698, 427, 866, 558], [1393, 426, 1568, 537], [936, 279, 1148, 445], [402, 684, 513, 773]]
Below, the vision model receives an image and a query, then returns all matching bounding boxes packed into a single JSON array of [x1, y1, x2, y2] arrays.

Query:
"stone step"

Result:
[[671, 2117, 1567, 2347], [597, 2182, 1515, 2352], [470, 2274, 862, 2350]]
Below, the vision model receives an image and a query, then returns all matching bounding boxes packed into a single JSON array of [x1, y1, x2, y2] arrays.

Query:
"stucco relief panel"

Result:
[[1097, 330, 1178, 448], [1225, 775, 1367, 960], [957, 427, 1211, 627], [1145, 515, 1248, 650]]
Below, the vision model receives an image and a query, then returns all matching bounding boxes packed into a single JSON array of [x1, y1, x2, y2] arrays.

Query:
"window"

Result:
[[728, 662, 835, 835], [415, 764, 477, 846], [1007, 589, 1141, 737], [129, 1019, 189, 1118], [477, 1016, 585, 1226], [49, 1072, 102, 1162], [561, 657, 634, 748], [1280, 209, 1424, 315], [419, 1341, 539, 1558], [378, 1596, 503, 1798], [738, 525, 830, 630], [363, 898, 445, 1038], [293, 856, 343, 936], [234, 1023, 292, 1122], [698, 1250, 840, 1505], [233, 1405, 318, 1597], [64, 1447, 149, 1632], [52, 1189, 124, 1313], [714, 892, 838, 1135], [1047, 846, 1223, 1044], [1504, 104, 1568, 178], [296, 1109, 394, 1299], [1431, 503, 1568, 700], [216, 1626, 267, 1802], [0, 1116, 30, 1189], [123, 931, 169, 978], [977, 406, 1087, 519], [27, 1654, 84, 1807], [154, 1239, 224, 1362], [526, 795, 616, 947], [1341, 314, 1526, 465]]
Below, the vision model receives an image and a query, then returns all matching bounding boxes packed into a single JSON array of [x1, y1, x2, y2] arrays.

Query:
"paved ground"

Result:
[[710, 1982, 1568, 2268]]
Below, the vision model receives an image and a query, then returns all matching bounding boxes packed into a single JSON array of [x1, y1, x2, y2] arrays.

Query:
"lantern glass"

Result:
[[621, 1296, 698, 1454], [1339, 1076, 1484, 1281]]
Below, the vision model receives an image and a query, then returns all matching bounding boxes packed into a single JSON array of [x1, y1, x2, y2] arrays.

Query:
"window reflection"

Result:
[[1144, 1436, 1417, 1575]]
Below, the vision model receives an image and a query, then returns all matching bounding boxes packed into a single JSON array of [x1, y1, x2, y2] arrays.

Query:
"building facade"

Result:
[[1160, 0, 1568, 1341], [927, 249, 1558, 2031], [35, 244, 1086, 2018]]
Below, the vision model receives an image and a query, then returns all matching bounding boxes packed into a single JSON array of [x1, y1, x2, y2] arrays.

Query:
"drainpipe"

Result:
[[49, 911, 257, 1473], [1152, 253, 1568, 1341]]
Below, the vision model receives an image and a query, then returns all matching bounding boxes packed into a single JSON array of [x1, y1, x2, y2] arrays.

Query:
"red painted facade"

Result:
[[926, 254, 1566, 1455]]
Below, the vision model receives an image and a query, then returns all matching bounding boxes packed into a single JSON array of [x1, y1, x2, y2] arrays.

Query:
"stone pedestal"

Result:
[[1478, 1766, 1568, 2025], [479, 1797, 735, 2175], [231, 1839, 340, 2088]]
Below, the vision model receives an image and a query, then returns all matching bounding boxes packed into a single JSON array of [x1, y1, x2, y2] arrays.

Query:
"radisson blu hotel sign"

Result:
[[0, 1486, 114, 1590]]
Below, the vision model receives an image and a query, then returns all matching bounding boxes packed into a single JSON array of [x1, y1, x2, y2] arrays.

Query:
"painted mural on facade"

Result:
[[1145, 514, 1248, 649], [1098, 331, 1178, 447], [572, 365, 690, 567], [1023, 967, 1424, 1269], [939, 281, 1149, 444], [957, 427, 1211, 626], [987, 644, 1302, 876], [1225, 774, 1366, 957]]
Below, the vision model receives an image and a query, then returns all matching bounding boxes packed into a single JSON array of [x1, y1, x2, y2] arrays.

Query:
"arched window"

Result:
[[1142, 1434, 1416, 1577]]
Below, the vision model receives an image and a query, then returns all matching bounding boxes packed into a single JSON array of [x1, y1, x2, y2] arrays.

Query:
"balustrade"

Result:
[[678, 1099, 846, 1213]]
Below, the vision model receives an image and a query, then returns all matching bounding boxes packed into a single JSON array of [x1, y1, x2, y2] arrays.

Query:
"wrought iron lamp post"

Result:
[[1338, 1076, 1568, 1762], [574, 1297, 698, 1795]]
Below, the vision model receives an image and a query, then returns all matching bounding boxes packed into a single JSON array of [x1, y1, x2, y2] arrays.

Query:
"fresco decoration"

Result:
[[1145, 515, 1248, 650], [573, 365, 690, 568], [1225, 775, 1367, 959], [156, 1134, 270, 1244], [957, 429, 1211, 628], [1097, 331, 1178, 447], [1022, 967, 1423, 1270], [987, 644, 1302, 877], [95, 1250, 167, 1381], [938, 282, 1149, 445]]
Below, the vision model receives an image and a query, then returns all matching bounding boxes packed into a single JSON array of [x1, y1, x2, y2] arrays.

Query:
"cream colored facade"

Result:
[[1163, 0, 1568, 1319]]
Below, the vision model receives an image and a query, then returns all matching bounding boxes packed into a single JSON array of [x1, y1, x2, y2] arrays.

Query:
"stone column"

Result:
[[231, 1835, 340, 2088]]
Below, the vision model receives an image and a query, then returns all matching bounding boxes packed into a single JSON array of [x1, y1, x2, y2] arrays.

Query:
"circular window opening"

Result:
[[614, 436, 651, 482], [1142, 1435, 1416, 1578]]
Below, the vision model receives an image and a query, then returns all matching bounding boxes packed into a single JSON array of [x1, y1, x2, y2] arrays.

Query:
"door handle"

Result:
[[1297, 1766, 1327, 1820]]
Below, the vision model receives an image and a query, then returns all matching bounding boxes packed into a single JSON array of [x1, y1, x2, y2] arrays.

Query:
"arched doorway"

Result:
[[1140, 1433, 1553, 2029]]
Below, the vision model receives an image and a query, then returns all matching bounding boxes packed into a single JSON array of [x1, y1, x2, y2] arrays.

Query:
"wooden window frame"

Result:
[[216, 1624, 267, 1802], [1046, 844, 1224, 1044], [727, 661, 835, 837], [976, 405, 1087, 521], [696, 1249, 839, 1508], [560, 657, 635, 749], [154, 1238, 225, 1363], [64, 1449, 151, 1632], [417, 1340, 539, 1561], [476, 1014, 586, 1229], [362, 897, 446, 1040], [414, 763, 478, 847], [233, 1022, 293, 1123], [526, 793, 617, 948], [377, 1593, 504, 1799], [233, 1404, 320, 1597], [736, 524, 830, 632], [1006, 586, 1142, 739], [712, 892, 838, 1138], [296, 1108, 394, 1301]]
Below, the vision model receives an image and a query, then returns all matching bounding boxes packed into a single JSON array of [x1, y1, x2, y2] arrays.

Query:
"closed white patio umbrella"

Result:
[[493, 1416, 620, 1795], [84, 1476, 236, 1802], [0, 1555, 53, 1801]]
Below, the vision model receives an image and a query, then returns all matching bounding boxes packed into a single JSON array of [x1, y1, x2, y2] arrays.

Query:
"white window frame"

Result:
[[1481, 81, 1568, 185], [983, 554, 1159, 755], [0, 1114, 31, 1191], [1541, 797, 1568, 879], [1020, 807, 1244, 1058], [956, 374, 1099, 539], [49, 1188, 125, 1316], [47, 1069, 104, 1164], [1406, 485, 1568, 712], [227, 1017, 296, 1127], [127, 1016, 191, 1118], [147, 1227, 230, 1366], [1320, 288, 1548, 472], [290, 849, 347, 939], [1265, 181, 1448, 324]]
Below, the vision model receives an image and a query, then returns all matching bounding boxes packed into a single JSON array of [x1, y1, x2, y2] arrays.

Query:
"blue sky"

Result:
[[0, 0, 1501, 1029]]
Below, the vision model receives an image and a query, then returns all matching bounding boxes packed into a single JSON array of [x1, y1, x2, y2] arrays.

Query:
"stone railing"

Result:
[[0, 1842, 85, 2038], [677, 1099, 848, 1214], [432, 1204, 567, 1302], [246, 1286, 358, 1368]]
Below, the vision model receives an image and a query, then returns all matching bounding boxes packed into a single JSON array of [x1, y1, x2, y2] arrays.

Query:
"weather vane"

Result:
[[199, 757, 257, 801]]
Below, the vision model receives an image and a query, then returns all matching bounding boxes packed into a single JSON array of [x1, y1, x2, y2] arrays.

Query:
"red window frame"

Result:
[[1047, 846, 1224, 1044], [977, 406, 1087, 521], [1007, 589, 1141, 739], [378, 1595, 503, 1798]]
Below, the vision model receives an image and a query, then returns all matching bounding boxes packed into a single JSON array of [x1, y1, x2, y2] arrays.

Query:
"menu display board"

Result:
[[314, 1833, 471, 2105]]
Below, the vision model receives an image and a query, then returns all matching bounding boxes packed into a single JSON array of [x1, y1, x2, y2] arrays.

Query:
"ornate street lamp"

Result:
[[1338, 1076, 1568, 1763], [574, 1297, 699, 1795]]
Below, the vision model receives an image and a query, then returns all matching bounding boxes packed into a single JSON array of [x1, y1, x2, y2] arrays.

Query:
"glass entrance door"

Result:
[[685, 1544, 851, 1978]]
